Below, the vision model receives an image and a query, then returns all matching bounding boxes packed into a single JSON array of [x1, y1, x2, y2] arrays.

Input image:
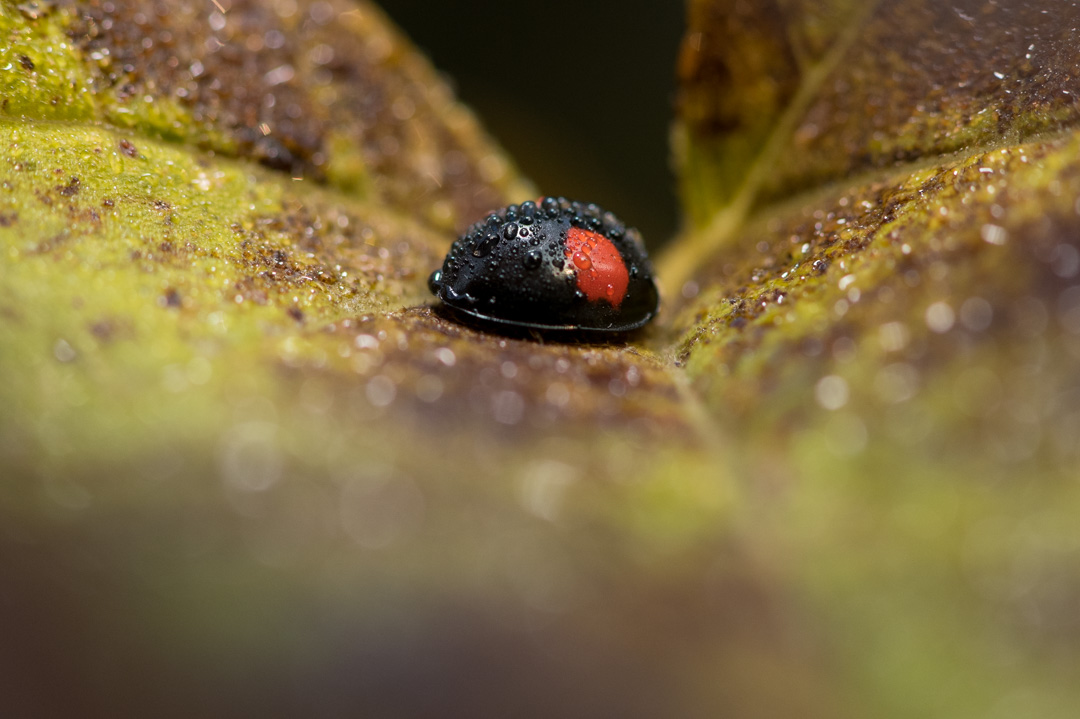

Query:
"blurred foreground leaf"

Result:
[[2, 1, 1080, 717]]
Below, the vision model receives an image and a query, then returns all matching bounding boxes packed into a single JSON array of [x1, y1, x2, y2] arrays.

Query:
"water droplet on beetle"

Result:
[[573, 252, 592, 270], [503, 222, 519, 241], [445, 285, 477, 305], [524, 249, 542, 269], [473, 232, 500, 257]]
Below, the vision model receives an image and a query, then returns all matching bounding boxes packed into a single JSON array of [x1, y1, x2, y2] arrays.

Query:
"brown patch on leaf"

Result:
[[159, 287, 183, 308], [60, 0, 526, 230], [678, 0, 1080, 224], [118, 138, 139, 158], [56, 175, 80, 197], [308, 306, 693, 439], [88, 316, 135, 343], [674, 133, 1080, 440], [774, 0, 1080, 199]]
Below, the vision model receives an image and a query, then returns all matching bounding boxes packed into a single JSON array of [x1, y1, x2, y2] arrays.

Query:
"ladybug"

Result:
[[428, 197, 659, 334]]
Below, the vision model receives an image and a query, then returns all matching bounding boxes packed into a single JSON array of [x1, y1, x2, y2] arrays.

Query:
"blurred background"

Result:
[[378, 0, 685, 246]]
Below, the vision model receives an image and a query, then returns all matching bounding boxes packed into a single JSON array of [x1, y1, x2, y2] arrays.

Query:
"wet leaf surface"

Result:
[[3, 0, 1080, 717]]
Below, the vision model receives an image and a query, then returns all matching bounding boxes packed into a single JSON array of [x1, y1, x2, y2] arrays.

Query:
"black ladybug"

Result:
[[428, 197, 659, 334]]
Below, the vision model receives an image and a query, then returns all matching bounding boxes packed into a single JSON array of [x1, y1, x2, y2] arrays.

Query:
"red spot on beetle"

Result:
[[564, 226, 628, 308]]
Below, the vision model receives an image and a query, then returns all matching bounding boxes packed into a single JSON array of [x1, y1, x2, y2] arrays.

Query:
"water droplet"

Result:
[[573, 252, 592, 270], [503, 222, 519, 240], [925, 301, 956, 333], [518, 460, 578, 521], [415, 375, 444, 403], [427, 270, 442, 294], [492, 391, 525, 425], [816, 375, 850, 410], [445, 285, 477, 305], [959, 297, 994, 332], [366, 375, 397, 408], [524, 249, 543, 269], [878, 322, 910, 352], [220, 422, 284, 495], [434, 347, 456, 366], [546, 382, 571, 407], [1051, 243, 1080, 278], [473, 232, 500, 257], [981, 223, 1008, 245], [53, 338, 77, 362], [355, 334, 380, 350], [875, 363, 920, 404]]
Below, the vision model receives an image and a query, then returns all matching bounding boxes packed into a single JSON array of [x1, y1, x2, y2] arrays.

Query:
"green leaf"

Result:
[[666, 1, 1080, 716]]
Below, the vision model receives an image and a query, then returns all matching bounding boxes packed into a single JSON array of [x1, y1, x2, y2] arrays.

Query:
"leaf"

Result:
[[2, 0, 1080, 717], [0, 2, 773, 716], [666, 1, 1080, 716]]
